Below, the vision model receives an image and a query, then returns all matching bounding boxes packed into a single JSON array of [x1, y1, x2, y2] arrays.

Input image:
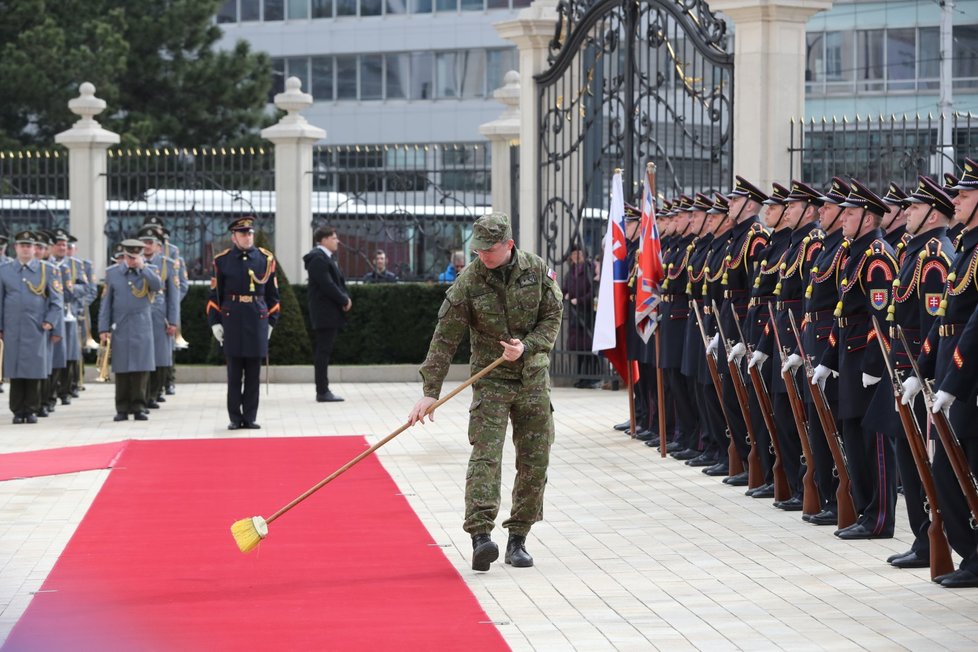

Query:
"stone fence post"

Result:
[[55, 83, 120, 279], [261, 77, 326, 281]]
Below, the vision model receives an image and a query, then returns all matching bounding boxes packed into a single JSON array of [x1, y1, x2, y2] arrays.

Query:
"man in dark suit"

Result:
[[303, 225, 351, 403]]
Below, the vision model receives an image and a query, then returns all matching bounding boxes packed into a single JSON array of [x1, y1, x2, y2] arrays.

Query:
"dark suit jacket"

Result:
[[303, 247, 349, 330]]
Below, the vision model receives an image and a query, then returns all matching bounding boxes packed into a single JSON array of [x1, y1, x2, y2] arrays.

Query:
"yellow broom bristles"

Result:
[[231, 516, 267, 553]]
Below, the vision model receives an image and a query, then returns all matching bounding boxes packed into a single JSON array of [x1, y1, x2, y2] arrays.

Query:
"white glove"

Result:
[[781, 353, 802, 375], [748, 350, 768, 370], [811, 364, 832, 389], [862, 373, 882, 388], [727, 342, 747, 363], [268, 326, 274, 341], [900, 375, 922, 406], [211, 324, 224, 345], [932, 390, 955, 415], [707, 333, 719, 357]]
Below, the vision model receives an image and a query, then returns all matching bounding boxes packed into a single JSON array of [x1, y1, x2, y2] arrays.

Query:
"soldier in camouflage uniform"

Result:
[[408, 212, 563, 572]]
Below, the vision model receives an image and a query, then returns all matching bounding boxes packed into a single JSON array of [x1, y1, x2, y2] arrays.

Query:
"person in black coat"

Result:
[[303, 225, 351, 402]]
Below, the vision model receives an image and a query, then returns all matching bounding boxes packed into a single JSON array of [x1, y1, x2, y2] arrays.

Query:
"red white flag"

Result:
[[635, 165, 664, 343]]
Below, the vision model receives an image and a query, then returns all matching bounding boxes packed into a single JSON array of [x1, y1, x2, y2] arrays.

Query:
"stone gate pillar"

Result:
[[55, 83, 120, 279], [261, 77, 326, 281], [479, 71, 521, 222], [710, 1, 833, 189]]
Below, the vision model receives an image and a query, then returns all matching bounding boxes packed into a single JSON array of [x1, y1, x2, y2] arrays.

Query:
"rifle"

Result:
[[897, 325, 978, 529], [770, 303, 821, 516], [712, 300, 763, 489], [730, 303, 791, 501], [787, 310, 857, 528], [690, 300, 744, 476], [872, 317, 953, 579]]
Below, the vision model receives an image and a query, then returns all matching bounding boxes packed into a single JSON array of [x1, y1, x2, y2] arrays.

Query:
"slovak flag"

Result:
[[635, 165, 664, 342], [592, 170, 639, 383]]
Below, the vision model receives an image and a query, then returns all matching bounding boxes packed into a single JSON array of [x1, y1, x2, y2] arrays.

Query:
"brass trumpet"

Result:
[[95, 337, 112, 382]]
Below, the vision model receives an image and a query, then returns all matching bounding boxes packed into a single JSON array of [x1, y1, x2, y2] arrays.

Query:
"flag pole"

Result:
[[647, 162, 667, 457]]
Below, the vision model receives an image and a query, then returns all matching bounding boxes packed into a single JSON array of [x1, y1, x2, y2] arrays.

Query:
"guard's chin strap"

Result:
[[909, 207, 934, 236], [825, 205, 843, 232], [773, 204, 789, 230], [856, 208, 869, 238], [732, 198, 748, 223], [965, 202, 978, 230]]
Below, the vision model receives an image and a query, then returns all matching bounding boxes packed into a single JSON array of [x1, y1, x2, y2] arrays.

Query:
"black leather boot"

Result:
[[505, 534, 533, 567], [471, 533, 498, 571]]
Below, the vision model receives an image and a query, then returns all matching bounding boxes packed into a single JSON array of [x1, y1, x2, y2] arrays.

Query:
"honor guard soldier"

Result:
[[904, 158, 978, 587], [99, 239, 162, 421], [207, 216, 281, 430], [48, 228, 83, 405], [711, 177, 770, 479], [0, 232, 8, 395], [812, 179, 899, 540], [143, 216, 188, 395], [880, 183, 911, 264], [137, 226, 180, 407], [870, 176, 954, 570], [33, 231, 64, 416], [66, 235, 97, 396], [624, 202, 658, 440], [0, 231, 64, 423], [943, 173, 966, 251]]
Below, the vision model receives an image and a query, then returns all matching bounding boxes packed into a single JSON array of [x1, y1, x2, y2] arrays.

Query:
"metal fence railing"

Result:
[[788, 112, 978, 191], [0, 149, 70, 235]]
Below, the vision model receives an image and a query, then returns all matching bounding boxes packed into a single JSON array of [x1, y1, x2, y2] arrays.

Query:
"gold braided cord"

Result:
[[948, 249, 978, 296], [130, 278, 152, 299], [24, 263, 47, 297]]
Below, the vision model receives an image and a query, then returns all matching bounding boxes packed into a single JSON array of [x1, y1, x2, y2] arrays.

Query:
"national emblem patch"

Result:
[[870, 289, 888, 310], [925, 293, 942, 316], [547, 268, 557, 281]]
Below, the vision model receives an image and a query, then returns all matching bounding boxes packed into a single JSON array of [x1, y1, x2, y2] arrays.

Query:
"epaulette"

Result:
[[259, 247, 276, 261], [921, 237, 946, 261], [213, 248, 231, 260]]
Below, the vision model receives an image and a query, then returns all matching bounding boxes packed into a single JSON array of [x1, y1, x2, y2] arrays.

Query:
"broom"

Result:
[[231, 355, 506, 553]]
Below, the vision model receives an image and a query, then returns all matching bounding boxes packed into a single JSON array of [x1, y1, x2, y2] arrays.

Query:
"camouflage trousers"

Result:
[[464, 378, 554, 537]]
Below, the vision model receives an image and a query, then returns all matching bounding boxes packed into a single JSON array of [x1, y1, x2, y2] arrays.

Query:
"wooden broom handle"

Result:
[[266, 355, 508, 524]]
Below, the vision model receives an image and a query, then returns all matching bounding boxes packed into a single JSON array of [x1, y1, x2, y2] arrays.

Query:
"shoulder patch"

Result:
[[547, 268, 557, 281]]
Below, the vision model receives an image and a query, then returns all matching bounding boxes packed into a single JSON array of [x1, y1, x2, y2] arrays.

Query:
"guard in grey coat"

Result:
[[99, 240, 162, 421], [137, 226, 180, 406], [0, 231, 64, 423]]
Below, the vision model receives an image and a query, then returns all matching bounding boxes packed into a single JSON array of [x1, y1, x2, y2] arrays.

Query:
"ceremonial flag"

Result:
[[635, 165, 664, 343], [592, 171, 638, 382]]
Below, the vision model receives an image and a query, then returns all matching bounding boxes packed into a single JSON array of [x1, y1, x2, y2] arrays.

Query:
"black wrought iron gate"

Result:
[[537, 0, 734, 382]]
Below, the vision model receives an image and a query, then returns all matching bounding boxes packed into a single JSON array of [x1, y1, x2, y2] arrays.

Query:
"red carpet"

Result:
[[0, 441, 129, 481], [3, 437, 508, 652]]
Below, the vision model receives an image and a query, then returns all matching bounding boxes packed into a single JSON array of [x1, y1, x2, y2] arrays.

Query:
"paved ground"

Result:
[[2, 378, 978, 651]]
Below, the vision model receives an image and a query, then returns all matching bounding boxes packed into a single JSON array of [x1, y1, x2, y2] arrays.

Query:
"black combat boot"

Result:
[[471, 533, 498, 571], [505, 534, 533, 567]]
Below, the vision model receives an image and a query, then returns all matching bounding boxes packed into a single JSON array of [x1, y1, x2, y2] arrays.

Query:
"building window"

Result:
[[806, 32, 824, 84], [386, 53, 409, 99], [241, 0, 260, 21], [312, 0, 333, 17], [265, 0, 285, 20], [411, 52, 434, 99], [855, 29, 884, 92], [487, 0, 508, 8], [361, 0, 383, 15], [436, 0, 457, 12], [435, 52, 459, 98], [218, 0, 237, 23], [336, 0, 357, 15], [361, 54, 384, 99], [886, 28, 915, 91], [918, 27, 939, 90], [411, 0, 432, 12], [487, 48, 516, 94], [312, 56, 334, 100], [286, 57, 310, 92], [270, 58, 286, 102], [386, 0, 408, 13], [460, 0, 483, 10], [954, 25, 978, 90], [288, 0, 310, 19], [824, 30, 854, 94], [337, 56, 358, 99]]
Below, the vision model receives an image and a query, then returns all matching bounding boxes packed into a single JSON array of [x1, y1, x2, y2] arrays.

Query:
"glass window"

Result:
[[411, 0, 432, 11], [386, 0, 408, 13], [312, 0, 332, 17], [217, 0, 237, 23], [336, 55, 358, 99], [436, 0, 456, 11], [336, 0, 357, 15], [269, 58, 286, 103], [288, 0, 309, 19], [806, 32, 823, 83], [435, 52, 458, 98], [311, 56, 333, 100], [241, 0, 260, 21], [265, 0, 285, 20], [512, 0, 531, 7], [457, 49, 487, 98], [824, 30, 854, 94], [460, 0, 483, 10], [286, 57, 310, 93], [919, 27, 939, 90], [487, 48, 516, 94], [954, 25, 978, 84], [361, 54, 383, 99], [361, 0, 383, 14], [855, 29, 884, 91], [385, 53, 409, 99], [410, 52, 434, 99], [487, 0, 508, 8], [886, 28, 915, 91]]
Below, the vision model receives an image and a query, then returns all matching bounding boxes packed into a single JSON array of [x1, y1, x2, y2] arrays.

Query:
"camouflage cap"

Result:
[[471, 212, 513, 250]]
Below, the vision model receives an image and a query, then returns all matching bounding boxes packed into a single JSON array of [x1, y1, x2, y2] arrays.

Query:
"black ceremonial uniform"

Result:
[[683, 232, 719, 461], [660, 230, 699, 451], [207, 235, 281, 428]]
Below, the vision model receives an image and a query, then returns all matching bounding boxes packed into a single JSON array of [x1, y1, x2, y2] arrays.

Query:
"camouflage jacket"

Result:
[[420, 248, 563, 397]]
